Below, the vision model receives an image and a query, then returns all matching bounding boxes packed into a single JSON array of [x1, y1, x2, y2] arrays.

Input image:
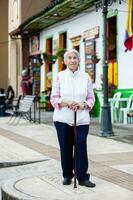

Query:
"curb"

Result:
[[0, 159, 49, 168], [1, 178, 36, 200]]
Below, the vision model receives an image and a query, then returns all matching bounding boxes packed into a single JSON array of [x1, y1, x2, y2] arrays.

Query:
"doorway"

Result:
[[107, 16, 118, 96], [59, 32, 67, 71]]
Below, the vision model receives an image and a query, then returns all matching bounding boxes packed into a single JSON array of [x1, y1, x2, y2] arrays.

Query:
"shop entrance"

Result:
[[45, 37, 53, 89], [107, 15, 118, 96], [59, 32, 67, 71], [45, 37, 53, 111]]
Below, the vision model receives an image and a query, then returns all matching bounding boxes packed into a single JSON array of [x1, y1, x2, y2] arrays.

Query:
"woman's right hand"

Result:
[[60, 100, 83, 111], [59, 100, 76, 109]]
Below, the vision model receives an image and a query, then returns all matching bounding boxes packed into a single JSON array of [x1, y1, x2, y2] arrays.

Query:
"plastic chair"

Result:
[[40, 92, 46, 111], [98, 92, 103, 122], [119, 93, 133, 125], [110, 92, 122, 123]]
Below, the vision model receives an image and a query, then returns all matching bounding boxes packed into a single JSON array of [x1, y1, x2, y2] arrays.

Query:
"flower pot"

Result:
[[46, 60, 56, 64], [91, 58, 100, 64]]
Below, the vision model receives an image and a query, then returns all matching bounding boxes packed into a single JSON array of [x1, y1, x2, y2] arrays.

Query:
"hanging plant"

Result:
[[56, 48, 66, 58], [91, 55, 100, 64], [43, 53, 57, 64], [42, 48, 66, 64], [89, 50, 100, 64]]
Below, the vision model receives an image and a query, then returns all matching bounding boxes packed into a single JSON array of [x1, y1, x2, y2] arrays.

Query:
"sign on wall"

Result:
[[83, 26, 99, 41], [31, 34, 40, 53], [84, 40, 96, 83], [70, 35, 81, 47], [53, 39, 58, 55], [83, 26, 100, 83]]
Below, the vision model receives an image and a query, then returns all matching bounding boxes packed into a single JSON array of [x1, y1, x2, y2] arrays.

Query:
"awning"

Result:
[[10, 0, 95, 36]]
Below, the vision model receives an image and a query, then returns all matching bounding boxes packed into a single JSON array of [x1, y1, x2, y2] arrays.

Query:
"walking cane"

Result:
[[73, 111, 77, 188]]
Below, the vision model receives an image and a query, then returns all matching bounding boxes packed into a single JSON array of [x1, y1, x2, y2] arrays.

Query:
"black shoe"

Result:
[[79, 180, 96, 188], [63, 178, 72, 185]]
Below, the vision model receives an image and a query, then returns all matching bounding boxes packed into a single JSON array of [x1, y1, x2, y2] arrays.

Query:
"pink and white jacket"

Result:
[[50, 68, 95, 125]]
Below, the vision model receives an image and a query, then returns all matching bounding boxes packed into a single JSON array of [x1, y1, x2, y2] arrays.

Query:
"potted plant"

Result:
[[56, 48, 66, 58], [42, 48, 66, 64], [91, 54, 100, 64], [43, 53, 57, 64]]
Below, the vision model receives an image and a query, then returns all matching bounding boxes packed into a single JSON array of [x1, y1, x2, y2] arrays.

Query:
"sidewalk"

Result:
[[0, 115, 133, 200], [39, 110, 133, 144]]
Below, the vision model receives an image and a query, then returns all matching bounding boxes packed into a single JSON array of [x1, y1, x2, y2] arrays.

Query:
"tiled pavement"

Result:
[[0, 114, 133, 199]]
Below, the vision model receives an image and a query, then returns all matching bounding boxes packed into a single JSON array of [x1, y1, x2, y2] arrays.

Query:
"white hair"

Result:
[[64, 49, 80, 61], [22, 68, 28, 76]]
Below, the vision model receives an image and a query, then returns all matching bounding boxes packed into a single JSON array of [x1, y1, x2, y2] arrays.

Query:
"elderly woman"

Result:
[[21, 68, 30, 96], [50, 49, 95, 187]]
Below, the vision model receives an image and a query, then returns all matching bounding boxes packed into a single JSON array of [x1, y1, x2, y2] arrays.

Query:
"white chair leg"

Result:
[[99, 107, 101, 122], [113, 110, 116, 123], [119, 110, 122, 123], [123, 110, 128, 125], [111, 107, 114, 123], [115, 109, 119, 123]]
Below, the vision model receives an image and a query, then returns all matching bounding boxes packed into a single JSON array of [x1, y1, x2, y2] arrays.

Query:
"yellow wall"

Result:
[[0, 0, 8, 90], [108, 62, 118, 86]]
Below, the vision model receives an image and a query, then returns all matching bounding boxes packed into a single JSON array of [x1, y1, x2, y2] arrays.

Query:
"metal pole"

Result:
[[73, 111, 77, 188], [34, 98, 36, 123], [38, 96, 41, 124], [100, 0, 114, 136]]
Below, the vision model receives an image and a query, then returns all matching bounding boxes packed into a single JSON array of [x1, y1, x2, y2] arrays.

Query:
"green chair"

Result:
[[40, 92, 46, 110]]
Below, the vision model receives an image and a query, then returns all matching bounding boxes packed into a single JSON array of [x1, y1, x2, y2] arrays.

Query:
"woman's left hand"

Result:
[[72, 102, 89, 111], [68, 101, 79, 111]]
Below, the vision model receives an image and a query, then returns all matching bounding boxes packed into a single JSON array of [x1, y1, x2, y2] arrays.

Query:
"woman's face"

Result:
[[64, 52, 80, 72]]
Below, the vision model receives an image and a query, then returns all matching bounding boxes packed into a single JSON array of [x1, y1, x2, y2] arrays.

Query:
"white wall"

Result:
[[40, 1, 133, 90], [8, 0, 21, 33], [8, 0, 22, 95], [117, 2, 133, 89], [40, 10, 103, 89]]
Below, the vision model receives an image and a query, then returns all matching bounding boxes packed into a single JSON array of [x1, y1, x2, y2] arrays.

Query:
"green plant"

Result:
[[56, 48, 66, 57], [91, 54, 100, 64], [43, 53, 57, 64], [42, 48, 66, 64]]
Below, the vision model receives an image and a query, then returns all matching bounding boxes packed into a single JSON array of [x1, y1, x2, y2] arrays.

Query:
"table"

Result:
[[0, 95, 6, 116]]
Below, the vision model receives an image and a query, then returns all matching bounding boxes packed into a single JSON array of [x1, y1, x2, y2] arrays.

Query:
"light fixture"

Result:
[[53, 13, 59, 17]]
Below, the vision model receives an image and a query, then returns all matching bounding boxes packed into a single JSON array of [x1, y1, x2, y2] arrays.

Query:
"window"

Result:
[[59, 32, 67, 71], [107, 16, 117, 61], [107, 16, 118, 89], [45, 37, 53, 89]]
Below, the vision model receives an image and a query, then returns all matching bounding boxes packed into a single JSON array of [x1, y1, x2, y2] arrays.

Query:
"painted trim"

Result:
[[108, 9, 118, 87], [58, 29, 67, 35], [45, 35, 53, 40], [107, 9, 118, 18], [58, 30, 67, 71]]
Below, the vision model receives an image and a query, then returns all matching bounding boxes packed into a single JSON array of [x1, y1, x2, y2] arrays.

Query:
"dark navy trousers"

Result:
[[54, 122, 90, 182]]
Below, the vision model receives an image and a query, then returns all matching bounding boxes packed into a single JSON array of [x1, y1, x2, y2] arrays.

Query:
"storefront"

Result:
[[39, 1, 133, 116], [18, 0, 133, 115], [29, 34, 42, 96]]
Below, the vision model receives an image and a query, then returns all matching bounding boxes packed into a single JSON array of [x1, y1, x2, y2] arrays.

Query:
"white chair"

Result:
[[97, 92, 103, 122], [110, 92, 122, 123], [119, 93, 133, 125]]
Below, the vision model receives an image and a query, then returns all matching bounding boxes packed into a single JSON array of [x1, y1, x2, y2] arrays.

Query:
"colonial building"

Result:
[[15, 1, 132, 88], [0, 0, 8, 90], [9, 0, 133, 116]]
